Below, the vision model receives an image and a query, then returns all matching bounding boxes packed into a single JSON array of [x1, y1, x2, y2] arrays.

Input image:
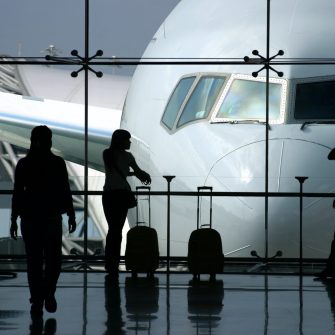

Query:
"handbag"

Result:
[[123, 188, 137, 209]]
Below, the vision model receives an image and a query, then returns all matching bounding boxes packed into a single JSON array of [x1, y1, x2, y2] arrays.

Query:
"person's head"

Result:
[[30, 125, 52, 153], [110, 129, 131, 151]]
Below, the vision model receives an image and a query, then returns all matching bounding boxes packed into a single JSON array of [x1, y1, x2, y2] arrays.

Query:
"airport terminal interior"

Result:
[[2, 0, 335, 334]]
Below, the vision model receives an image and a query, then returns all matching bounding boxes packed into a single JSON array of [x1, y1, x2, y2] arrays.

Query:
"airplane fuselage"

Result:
[[121, 0, 335, 258]]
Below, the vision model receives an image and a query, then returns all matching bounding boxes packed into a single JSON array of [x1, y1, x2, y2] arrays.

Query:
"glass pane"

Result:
[[0, 195, 26, 260], [90, 0, 180, 70], [177, 76, 225, 127], [0, 59, 87, 261], [216, 79, 282, 121], [295, 81, 335, 119], [161, 76, 196, 130], [0, 0, 84, 57]]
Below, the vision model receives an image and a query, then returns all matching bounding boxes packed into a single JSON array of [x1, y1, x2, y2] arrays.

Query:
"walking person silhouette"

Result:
[[102, 129, 151, 280], [10, 125, 76, 318]]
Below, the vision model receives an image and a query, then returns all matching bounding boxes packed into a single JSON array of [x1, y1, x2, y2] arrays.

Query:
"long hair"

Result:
[[109, 129, 131, 151], [29, 125, 52, 155], [104, 129, 131, 167]]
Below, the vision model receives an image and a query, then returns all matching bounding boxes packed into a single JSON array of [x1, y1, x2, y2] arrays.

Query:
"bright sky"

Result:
[[0, 0, 180, 73]]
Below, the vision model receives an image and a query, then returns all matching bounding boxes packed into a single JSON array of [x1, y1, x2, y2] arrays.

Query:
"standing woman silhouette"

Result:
[[102, 129, 151, 279]]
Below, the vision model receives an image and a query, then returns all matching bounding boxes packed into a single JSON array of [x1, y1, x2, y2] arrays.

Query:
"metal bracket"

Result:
[[45, 49, 104, 78], [244, 50, 284, 78]]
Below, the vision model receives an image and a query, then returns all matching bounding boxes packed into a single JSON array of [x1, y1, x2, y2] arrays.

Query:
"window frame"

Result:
[[160, 72, 228, 134], [210, 74, 287, 125], [287, 75, 335, 123], [176, 75, 227, 129], [160, 75, 197, 131]]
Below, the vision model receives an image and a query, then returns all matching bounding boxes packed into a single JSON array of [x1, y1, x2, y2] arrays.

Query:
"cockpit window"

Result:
[[177, 76, 225, 127], [161, 76, 196, 129], [213, 77, 283, 123], [295, 81, 335, 119], [162, 73, 286, 132]]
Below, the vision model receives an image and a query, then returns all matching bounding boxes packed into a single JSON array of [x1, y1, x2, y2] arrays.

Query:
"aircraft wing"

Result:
[[0, 91, 121, 171]]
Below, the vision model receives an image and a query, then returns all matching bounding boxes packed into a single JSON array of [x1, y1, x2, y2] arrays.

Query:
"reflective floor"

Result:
[[0, 271, 334, 335]]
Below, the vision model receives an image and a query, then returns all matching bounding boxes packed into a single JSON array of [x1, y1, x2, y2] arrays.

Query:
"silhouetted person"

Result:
[[315, 231, 335, 279], [10, 125, 76, 319], [316, 148, 335, 279], [102, 129, 151, 279]]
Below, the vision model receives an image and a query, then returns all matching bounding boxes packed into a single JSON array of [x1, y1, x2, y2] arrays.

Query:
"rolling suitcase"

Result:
[[188, 186, 224, 280], [125, 186, 159, 277]]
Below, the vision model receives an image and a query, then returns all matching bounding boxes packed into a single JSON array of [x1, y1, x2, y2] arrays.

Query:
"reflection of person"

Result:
[[10, 125, 76, 319], [102, 129, 151, 279], [29, 318, 57, 335], [104, 277, 125, 334]]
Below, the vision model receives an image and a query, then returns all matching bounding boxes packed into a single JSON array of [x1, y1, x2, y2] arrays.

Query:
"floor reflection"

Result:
[[317, 278, 335, 332], [125, 276, 159, 333], [0, 310, 24, 333], [104, 276, 125, 335], [187, 279, 224, 332], [29, 318, 57, 335], [3, 273, 335, 335]]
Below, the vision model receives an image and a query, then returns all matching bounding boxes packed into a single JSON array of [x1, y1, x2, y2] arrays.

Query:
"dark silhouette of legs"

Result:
[[326, 239, 335, 273], [103, 192, 128, 276], [43, 217, 62, 312], [21, 216, 63, 316], [44, 218, 62, 295], [21, 220, 44, 316], [315, 233, 335, 279]]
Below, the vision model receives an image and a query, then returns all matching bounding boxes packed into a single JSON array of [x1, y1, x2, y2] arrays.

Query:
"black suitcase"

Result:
[[188, 186, 224, 280], [125, 186, 159, 277]]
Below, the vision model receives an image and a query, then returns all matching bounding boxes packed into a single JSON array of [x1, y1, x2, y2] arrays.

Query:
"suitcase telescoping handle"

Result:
[[136, 186, 151, 227], [197, 186, 213, 229]]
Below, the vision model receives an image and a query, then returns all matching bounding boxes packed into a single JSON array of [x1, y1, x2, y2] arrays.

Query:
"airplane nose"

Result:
[[204, 138, 335, 258], [206, 138, 334, 193], [272, 139, 334, 193]]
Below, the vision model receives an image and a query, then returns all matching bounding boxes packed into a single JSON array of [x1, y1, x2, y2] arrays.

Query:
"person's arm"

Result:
[[129, 159, 151, 185]]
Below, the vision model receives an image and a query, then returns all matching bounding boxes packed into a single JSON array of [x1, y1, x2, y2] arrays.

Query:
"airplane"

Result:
[[1, 0, 335, 259], [120, 0, 335, 259]]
